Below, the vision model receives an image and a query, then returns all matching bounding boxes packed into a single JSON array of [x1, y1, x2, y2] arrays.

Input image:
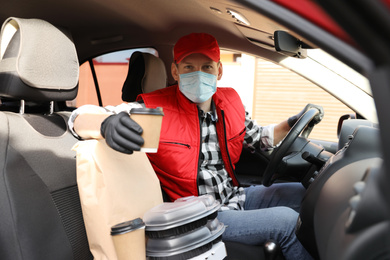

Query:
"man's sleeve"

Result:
[[68, 102, 144, 139], [243, 111, 276, 149]]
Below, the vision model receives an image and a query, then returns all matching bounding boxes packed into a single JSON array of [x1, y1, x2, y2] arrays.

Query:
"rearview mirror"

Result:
[[274, 30, 311, 59]]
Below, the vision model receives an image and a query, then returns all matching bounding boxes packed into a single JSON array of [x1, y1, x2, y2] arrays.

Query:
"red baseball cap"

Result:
[[173, 33, 220, 63]]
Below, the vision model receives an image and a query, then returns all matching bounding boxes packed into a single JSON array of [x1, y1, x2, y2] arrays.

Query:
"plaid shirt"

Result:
[[198, 103, 274, 211]]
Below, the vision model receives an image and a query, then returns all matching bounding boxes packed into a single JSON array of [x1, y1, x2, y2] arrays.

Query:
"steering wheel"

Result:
[[262, 108, 321, 187]]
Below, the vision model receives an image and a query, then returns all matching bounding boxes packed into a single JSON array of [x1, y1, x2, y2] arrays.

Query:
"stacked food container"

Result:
[[143, 195, 226, 260]]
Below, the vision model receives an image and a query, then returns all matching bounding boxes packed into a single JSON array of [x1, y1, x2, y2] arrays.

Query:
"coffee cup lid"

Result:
[[130, 107, 164, 116], [111, 218, 145, 236]]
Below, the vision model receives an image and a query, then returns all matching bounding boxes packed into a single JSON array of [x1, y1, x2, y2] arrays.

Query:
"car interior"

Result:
[[1, 0, 390, 259]]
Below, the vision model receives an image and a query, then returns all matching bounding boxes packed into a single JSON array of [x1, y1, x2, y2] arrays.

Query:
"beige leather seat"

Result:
[[121, 51, 167, 102]]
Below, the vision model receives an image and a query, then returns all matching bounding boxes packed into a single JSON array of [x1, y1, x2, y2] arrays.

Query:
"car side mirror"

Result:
[[274, 30, 312, 59]]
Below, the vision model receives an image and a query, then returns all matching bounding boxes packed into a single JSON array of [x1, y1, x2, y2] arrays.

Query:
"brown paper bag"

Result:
[[72, 139, 163, 260]]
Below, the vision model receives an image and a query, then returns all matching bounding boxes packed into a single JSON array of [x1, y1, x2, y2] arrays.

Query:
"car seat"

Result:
[[121, 51, 168, 102], [0, 17, 92, 260]]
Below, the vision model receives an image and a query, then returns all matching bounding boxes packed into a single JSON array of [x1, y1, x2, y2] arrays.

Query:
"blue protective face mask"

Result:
[[179, 71, 217, 103]]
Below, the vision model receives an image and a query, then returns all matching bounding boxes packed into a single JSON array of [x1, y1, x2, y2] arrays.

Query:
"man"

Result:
[[70, 33, 321, 260]]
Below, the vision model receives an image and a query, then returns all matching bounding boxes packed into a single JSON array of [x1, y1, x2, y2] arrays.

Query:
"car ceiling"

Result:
[[1, 0, 370, 76], [0, 1, 305, 58]]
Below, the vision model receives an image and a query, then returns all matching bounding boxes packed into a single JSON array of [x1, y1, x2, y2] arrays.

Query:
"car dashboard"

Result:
[[296, 119, 386, 259]]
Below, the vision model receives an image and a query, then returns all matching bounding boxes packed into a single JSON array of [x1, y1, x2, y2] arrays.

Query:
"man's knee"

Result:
[[270, 207, 299, 232]]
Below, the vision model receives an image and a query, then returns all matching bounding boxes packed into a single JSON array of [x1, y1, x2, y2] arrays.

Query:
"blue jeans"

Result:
[[217, 183, 313, 260]]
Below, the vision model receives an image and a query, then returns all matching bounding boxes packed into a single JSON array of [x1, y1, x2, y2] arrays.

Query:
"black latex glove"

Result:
[[100, 111, 144, 154], [287, 103, 324, 127]]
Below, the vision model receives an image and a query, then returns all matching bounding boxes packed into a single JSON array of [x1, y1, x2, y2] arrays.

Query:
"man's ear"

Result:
[[171, 63, 179, 81], [217, 62, 223, 80]]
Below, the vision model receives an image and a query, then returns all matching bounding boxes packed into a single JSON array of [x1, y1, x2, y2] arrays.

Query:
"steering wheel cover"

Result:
[[262, 108, 320, 187]]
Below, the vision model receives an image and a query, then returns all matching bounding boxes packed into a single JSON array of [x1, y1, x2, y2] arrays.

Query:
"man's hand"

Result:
[[287, 104, 324, 127], [100, 111, 144, 154]]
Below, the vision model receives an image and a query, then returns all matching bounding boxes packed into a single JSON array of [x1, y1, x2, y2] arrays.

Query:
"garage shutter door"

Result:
[[252, 58, 354, 142]]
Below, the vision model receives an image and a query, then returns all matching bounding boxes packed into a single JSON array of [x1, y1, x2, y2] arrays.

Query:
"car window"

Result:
[[218, 51, 354, 142], [67, 48, 158, 108]]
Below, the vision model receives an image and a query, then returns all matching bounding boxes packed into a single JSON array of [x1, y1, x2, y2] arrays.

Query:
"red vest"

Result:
[[138, 85, 246, 201]]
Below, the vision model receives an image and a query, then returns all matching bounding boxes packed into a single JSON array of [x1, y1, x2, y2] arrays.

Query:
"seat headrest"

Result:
[[0, 17, 79, 102], [122, 51, 167, 102]]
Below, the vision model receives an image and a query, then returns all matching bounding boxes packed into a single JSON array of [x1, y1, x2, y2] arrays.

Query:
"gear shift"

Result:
[[264, 240, 285, 260]]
